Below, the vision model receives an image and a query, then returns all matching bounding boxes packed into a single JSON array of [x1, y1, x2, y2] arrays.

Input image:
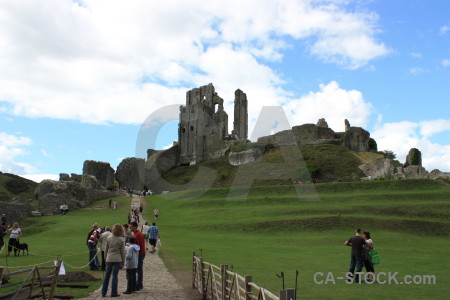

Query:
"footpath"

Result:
[[79, 195, 199, 300]]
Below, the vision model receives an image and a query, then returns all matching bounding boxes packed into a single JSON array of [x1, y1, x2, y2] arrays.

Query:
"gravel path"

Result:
[[79, 195, 200, 300]]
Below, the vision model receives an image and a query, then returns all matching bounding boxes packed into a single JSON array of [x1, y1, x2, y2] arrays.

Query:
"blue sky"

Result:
[[0, 0, 449, 182]]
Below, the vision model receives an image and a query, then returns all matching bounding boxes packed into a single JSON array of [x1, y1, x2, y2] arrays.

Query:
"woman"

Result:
[[101, 223, 125, 297], [363, 231, 375, 280], [7, 223, 22, 256]]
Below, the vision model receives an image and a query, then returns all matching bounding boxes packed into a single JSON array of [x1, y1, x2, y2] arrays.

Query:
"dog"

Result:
[[13, 242, 28, 256]]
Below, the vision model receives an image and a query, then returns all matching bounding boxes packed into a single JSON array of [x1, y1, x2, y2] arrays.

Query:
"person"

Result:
[[129, 221, 145, 291], [86, 223, 100, 271], [154, 208, 159, 220], [141, 221, 150, 250], [101, 224, 125, 297], [94, 226, 102, 268], [0, 221, 7, 251], [113, 200, 118, 210], [139, 204, 143, 213], [131, 203, 135, 211], [127, 213, 131, 224], [109, 199, 112, 208], [123, 224, 133, 244], [0, 214, 6, 224], [123, 237, 140, 294], [344, 228, 366, 283], [147, 222, 160, 253], [363, 231, 375, 281], [99, 226, 112, 271], [7, 223, 22, 256], [60, 204, 65, 215]]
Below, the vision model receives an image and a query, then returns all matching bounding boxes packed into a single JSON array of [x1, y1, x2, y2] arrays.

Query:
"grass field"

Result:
[[1, 179, 449, 299]]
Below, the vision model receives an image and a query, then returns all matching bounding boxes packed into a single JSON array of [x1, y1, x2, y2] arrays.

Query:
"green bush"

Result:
[[5, 179, 29, 194], [368, 138, 378, 152]]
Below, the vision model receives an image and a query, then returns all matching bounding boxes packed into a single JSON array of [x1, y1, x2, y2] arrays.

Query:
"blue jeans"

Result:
[[88, 244, 97, 270], [136, 253, 145, 290], [101, 262, 121, 296], [348, 253, 364, 283]]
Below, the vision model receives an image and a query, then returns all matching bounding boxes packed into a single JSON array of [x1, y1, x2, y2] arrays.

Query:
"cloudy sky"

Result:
[[0, 0, 449, 182]]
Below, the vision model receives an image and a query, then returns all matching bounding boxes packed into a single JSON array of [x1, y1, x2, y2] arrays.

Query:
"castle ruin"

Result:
[[178, 83, 248, 165]]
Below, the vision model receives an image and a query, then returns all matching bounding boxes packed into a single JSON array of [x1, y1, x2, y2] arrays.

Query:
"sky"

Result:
[[0, 0, 449, 182]]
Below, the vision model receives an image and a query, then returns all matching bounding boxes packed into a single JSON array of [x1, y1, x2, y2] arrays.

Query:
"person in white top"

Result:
[[141, 222, 150, 251], [100, 226, 113, 271], [7, 223, 22, 256], [363, 231, 375, 280]]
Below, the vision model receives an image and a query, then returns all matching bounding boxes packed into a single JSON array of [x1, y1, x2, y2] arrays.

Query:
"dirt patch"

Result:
[[57, 272, 100, 283]]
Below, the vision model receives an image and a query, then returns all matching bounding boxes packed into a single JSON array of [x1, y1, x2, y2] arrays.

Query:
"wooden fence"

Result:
[[0, 259, 62, 300], [192, 253, 296, 300]]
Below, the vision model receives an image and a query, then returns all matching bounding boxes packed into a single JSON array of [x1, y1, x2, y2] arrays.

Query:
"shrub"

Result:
[[368, 138, 378, 152], [5, 179, 29, 194]]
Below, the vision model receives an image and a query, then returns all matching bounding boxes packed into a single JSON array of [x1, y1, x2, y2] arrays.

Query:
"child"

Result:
[[123, 237, 140, 294]]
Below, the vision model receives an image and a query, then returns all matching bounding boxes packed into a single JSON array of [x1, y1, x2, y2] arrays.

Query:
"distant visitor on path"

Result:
[[141, 221, 150, 250], [113, 200, 118, 210], [7, 223, 22, 257], [344, 228, 366, 283], [147, 222, 160, 253], [0, 221, 6, 250], [129, 221, 146, 291], [123, 237, 140, 294], [101, 224, 125, 297], [154, 208, 159, 220]]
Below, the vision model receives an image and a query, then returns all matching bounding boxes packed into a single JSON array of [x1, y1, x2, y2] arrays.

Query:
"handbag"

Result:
[[368, 249, 381, 264], [156, 239, 161, 247]]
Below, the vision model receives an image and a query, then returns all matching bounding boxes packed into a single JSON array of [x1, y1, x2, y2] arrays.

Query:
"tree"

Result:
[[381, 150, 396, 160]]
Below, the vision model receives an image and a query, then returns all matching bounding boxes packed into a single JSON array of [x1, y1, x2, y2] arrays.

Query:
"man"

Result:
[[99, 226, 112, 271], [153, 208, 159, 220], [87, 223, 101, 271], [344, 228, 366, 283], [129, 221, 145, 291], [147, 222, 160, 253], [141, 221, 150, 251]]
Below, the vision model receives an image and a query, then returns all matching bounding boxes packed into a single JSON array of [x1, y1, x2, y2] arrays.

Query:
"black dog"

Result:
[[14, 242, 28, 256]]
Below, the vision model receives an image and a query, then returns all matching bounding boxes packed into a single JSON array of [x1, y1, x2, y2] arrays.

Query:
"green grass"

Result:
[[142, 179, 450, 299], [2, 179, 449, 299], [0, 172, 37, 202]]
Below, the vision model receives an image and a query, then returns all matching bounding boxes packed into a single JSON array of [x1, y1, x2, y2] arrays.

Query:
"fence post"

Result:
[[0, 267, 3, 287], [192, 252, 196, 289], [244, 275, 252, 300], [280, 288, 295, 300], [199, 257, 205, 297], [221, 264, 228, 300], [49, 259, 62, 300]]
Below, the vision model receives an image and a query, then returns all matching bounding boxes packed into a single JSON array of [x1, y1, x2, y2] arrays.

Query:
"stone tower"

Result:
[[178, 83, 228, 165], [233, 89, 248, 140]]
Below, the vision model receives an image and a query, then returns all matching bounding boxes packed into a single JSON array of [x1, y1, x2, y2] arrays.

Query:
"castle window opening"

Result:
[[214, 104, 218, 113], [182, 128, 186, 133], [190, 126, 194, 131]]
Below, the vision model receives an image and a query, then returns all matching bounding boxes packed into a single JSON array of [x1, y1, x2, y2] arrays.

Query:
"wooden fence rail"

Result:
[[0, 259, 62, 300], [192, 253, 296, 300]]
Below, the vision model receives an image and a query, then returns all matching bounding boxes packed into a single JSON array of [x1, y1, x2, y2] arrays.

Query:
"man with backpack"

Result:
[[87, 223, 101, 271]]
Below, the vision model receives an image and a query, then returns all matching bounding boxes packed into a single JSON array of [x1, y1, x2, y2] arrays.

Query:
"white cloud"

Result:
[[0, 0, 388, 125], [409, 67, 429, 75], [20, 174, 59, 183], [284, 81, 373, 132], [439, 25, 450, 35], [40, 149, 52, 158], [442, 59, 450, 67], [411, 52, 422, 58], [372, 120, 450, 172], [0, 133, 36, 174]]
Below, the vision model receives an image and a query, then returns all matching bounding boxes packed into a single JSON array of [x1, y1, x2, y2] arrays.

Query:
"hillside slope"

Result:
[[0, 172, 38, 202], [151, 144, 384, 192]]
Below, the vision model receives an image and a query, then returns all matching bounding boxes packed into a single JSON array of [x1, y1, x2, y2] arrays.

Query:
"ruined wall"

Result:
[[233, 89, 248, 140], [343, 127, 370, 152], [115, 157, 145, 190], [179, 83, 229, 165], [82, 160, 115, 190], [144, 145, 179, 188]]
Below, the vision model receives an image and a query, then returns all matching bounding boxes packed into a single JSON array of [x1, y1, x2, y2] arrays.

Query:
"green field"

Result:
[[1, 179, 449, 299]]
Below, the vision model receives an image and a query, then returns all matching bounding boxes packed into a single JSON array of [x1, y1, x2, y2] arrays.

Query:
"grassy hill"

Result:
[[0, 172, 38, 202], [152, 144, 385, 192], [3, 177, 449, 299]]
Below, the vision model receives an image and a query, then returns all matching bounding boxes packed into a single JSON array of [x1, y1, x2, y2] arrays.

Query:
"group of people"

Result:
[[59, 204, 69, 215], [87, 205, 161, 297], [344, 228, 375, 283], [0, 221, 23, 257]]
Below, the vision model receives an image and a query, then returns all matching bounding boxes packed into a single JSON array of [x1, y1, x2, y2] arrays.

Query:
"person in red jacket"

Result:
[[129, 221, 146, 291]]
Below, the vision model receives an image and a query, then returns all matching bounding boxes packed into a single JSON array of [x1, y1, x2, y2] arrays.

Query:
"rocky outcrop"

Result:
[[343, 127, 370, 152], [429, 169, 450, 180], [144, 145, 180, 188], [359, 158, 395, 180], [404, 148, 422, 167], [37, 179, 117, 215], [317, 118, 329, 128], [116, 158, 145, 190], [81, 175, 105, 190], [83, 160, 115, 190], [59, 173, 70, 181], [228, 148, 263, 166]]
